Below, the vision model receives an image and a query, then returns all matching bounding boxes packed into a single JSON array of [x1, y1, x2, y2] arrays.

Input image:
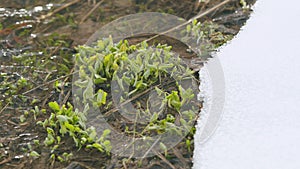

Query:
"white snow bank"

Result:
[[193, 0, 300, 168]]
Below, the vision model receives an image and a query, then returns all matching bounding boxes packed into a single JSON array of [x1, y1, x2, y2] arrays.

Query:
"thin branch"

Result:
[[22, 69, 75, 95], [144, 0, 232, 43], [153, 150, 176, 169], [37, 0, 81, 20], [141, 136, 161, 159], [0, 157, 12, 165], [0, 103, 9, 114], [80, 0, 105, 24]]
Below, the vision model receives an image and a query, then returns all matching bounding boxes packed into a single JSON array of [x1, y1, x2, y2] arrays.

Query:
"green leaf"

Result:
[[49, 102, 60, 112], [166, 91, 181, 111], [57, 115, 69, 123], [44, 134, 55, 146], [56, 136, 61, 144], [59, 125, 67, 136], [42, 119, 49, 128], [63, 152, 73, 161], [99, 129, 111, 142], [103, 140, 112, 152], [57, 155, 64, 162], [186, 24, 191, 33], [159, 142, 168, 156], [88, 127, 97, 142], [81, 137, 87, 144], [96, 89, 107, 106], [34, 106, 40, 114], [20, 115, 26, 123], [50, 154, 56, 160], [64, 122, 75, 132], [33, 140, 40, 146], [94, 74, 107, 84], [92, 143, 104, 152], [147, 124, 161, 131], [74, 79, 89, 88], [46, 127, 55, 135], [51, 145, 59, 152], [83, 79, 94, 101], [97, 40, 105, 50], [150, 113, 159, 123], [72, 136, 80, 147], [179, 86, 195, 104], [186, 139, 191, 152], [30, 151, 40, 157]]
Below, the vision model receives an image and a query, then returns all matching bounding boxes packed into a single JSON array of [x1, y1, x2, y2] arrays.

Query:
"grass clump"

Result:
[[72, 36, 200, 157], [35, 101, 112, 161]]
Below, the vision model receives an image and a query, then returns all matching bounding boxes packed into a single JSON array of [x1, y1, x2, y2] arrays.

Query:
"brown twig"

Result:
[[144, 0, 232, 43], [0, 103, 9, 114], [0, 137, 19, 144], [145, 161, 165, 169], [37, 0, 81, 20], [62, 91, 71, 105], [80, 0, 105, 24], [141, 136, 161, 159], [0, 157, 12, 165], [22, 69, 75, 95], [172, 147, 189, 166], [153, 150, 177, 169]]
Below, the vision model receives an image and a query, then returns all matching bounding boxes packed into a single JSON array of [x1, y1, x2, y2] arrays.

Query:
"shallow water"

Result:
[[0, 3, 53, 58], [194, 0, 300, 168]]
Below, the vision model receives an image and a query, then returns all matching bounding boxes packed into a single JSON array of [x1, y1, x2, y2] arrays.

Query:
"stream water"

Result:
[[194, 0, 300, 168]]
